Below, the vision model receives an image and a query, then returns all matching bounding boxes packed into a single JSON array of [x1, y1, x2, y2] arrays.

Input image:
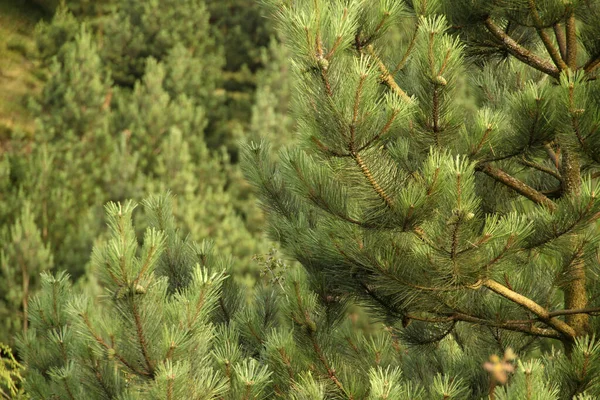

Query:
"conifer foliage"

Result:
[[15, 194, 431, 399], [244, 0, 600, 397], [18, 194, 600, 398]]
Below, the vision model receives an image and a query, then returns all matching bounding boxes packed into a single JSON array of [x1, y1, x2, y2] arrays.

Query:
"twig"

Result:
[[518, 156, 562, 181]]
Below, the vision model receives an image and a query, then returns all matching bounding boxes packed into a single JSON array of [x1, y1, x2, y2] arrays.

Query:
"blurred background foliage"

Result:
[[0, 0, 294, 346]]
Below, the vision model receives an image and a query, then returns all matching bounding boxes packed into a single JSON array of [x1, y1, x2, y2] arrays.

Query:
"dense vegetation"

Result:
[[1, 0, 600, 398]]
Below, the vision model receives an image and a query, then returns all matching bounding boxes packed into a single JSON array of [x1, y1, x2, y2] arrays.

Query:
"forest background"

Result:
[[0, 0, 291, 342]]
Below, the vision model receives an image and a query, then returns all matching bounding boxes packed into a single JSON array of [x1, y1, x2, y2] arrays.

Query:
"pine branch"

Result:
[[477, 163, 558, 211], [290, 156, 373, 227], [482, 279, 576, 339], [357, 109, 400, 152], [350, 74, 367, 145], [406, 312, 562, 339], [365, 45, 412, 102], [311, 137, 351, 158], [432, 86, 441, 146], [548, 307, 600, 317], [527, 196, 599, 249], [518, 156, 562, 181], [584, 55, 600, 74], [544, 143, 561, 169], [352, 150, 394, 208], [392, 23, 419, 75], [527, 0, 568, 71], [565, 8, 578, 70], [79, 312, 151, 377], [360, 12, 392, 47], [553, 23, 568, 61], [62, 380, 76, 400], [293, 282, 349, 398], [483, 17, 560, 78], [131, 299, 155, 377]]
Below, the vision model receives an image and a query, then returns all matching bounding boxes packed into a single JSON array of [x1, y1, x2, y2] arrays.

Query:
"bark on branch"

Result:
[[483, 279, 576, 339], [484, 17, 560, 78], [477, 163, 557, 211], [365, 45, 412, 102]]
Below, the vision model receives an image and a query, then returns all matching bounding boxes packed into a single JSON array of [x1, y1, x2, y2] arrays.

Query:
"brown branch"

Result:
[[358, 109, 400, 152], [565, 9, 578, 70], [472, 125, 494, 156], [293, 282, 349, 397], [351, 74, 367, 145], [18, 256, 29, 334], [320, 68, 333, 97], [365, 45, 412, 102], [352, 151, 394, 208], [553, 23, 568, 61], [405, 312, 560, 338], [393, 24, 419, 74], [518, 156, 562, 180], [584, 55, 600, 74], [133, 244, 158, 286], [131, 299, 155, 376], [528, 0, 568, 70], [548, 307, 600, 318], [484, 17, 560, 78], [367, 12, 391, 44], [291, 156, 373, 228], [432, 86, 440, 146], [544, 143, 561, 169], [482, 279, 576, 339], [79, 313, 151, 377], [62, 380, 76, 400], [311, 137, 351, 158], [477, 163, 557, 211]]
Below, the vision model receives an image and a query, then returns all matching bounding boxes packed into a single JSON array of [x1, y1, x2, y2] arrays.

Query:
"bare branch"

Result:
[[584, 55, 600, 75], [477, 163, 557, 211], [484, 17, 560, 78], [565, 9, 578, 70], [553, 23, 567, 61], [518, 156, 562, 181], [548, 307, 600, 318], [483, 279, 576, 339], [528, 0, 568, 71]]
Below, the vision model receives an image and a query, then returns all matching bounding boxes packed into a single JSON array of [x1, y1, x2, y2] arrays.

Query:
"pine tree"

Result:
[[101, 0, 223, 88], [18, 194, 600, 398], [243, 0, 600, 397], [0, 24, 112, 343], [250, 37, 294, 151], [0, 202, 53, 344]]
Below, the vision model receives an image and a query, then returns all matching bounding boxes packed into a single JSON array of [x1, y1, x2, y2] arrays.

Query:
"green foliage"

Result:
[[244, 0, 600, 397], [250, 37, 294, 151], [34, 4, 79, 64], [205, 0, 272, 72], [0, 201, 53, 344], [1, 0, 276, 347], [102, 0, 223, 87], [19, 194, 600, 398], [0, 343, 25, 399]]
